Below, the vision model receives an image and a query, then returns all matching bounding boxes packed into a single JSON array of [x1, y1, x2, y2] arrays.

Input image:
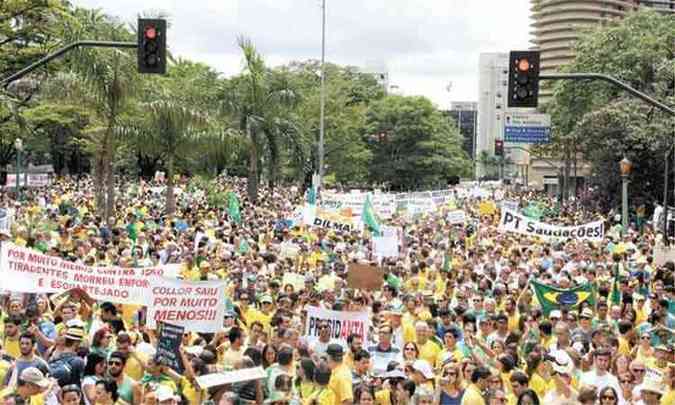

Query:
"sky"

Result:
[[72, 0, 532, 109]]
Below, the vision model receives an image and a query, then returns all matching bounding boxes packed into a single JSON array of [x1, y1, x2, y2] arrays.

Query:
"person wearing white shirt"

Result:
[[580, 348, 624, 404]]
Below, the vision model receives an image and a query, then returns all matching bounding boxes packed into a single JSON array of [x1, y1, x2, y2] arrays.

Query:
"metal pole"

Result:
[[664, 149, 669, 246], [540, 73, 675, 116], [318, 0, 326, 184], [15, 149, 20, 200], [622, 175, 628, 231], [1, 41, 137, 87]]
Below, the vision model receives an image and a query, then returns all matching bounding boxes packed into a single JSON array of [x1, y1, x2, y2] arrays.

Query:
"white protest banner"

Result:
[[304, 306, 370, 347], [498, 209, 604, 241], [5, 174, 51, 188], [303, 205, 356, 232], [146, 277, 226, 332], [373, 236, 398, 258], [196, 367, 266, 389], [653, 244, 675, 267], [446, 210, 466, 225], [0, 243, 225, 332]]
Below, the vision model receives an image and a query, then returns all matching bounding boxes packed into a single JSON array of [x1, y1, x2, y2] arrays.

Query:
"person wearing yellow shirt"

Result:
[[238, 292, 262, 328], [305, 362, 336, 405], [507, 371, 530, 405], [326, 344, 352, 405], [503, 298, 520, 332], [461, 366, 491, 405], [0, 367, 52, 405], [415, 322, 441, 367], [2, 317, 22, 359], [115, 332, 147, 381]]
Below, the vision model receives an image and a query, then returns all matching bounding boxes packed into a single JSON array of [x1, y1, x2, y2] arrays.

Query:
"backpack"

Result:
[[48, 354, 76, 387]]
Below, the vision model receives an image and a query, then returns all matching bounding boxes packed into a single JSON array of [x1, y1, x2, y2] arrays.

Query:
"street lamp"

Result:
[[619, 157, 632, 231], [14, 138, 23, 201]]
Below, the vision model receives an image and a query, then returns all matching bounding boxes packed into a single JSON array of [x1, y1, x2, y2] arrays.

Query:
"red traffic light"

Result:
[[517, 58, 530, 72], [144, 26, 157, 40]]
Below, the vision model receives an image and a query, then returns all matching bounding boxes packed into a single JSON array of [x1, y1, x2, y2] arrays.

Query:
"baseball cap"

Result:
[[326, 344, 344, 358], [20, 367, 50, 388]]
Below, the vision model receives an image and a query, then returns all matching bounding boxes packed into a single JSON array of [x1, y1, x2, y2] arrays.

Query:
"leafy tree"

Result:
[[364, 95, 471, 190], [542, 9, 674, 208], [218, 37, 300, 200], [284, 61, 382, 185], [55, 7, 138, 220]]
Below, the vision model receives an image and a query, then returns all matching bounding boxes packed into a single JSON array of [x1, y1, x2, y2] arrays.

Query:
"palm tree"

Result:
[[218, 37, 300, 201], [141, 98, 207, 215], [52, 7, 137, 222]]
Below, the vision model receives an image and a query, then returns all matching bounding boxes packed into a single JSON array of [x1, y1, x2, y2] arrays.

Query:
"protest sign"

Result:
[[373, 236, 398, 258], [146, 277, 226, 332], [446, 210, 466, 225], [653, 244, 675, 267], [5, 174, 51, 188], [195, 367, 266, 389], [156, 322, 184, 373], [498, 209, 604, 241], [347, 264, 384, 290], [304, 306, 370, 347], [303, 205, 356, 232], [0, 243, 226, 332]]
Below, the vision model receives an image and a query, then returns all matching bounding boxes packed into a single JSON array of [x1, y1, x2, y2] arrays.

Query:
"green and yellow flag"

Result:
[[227, 191, 241, 224], [362, 194, 381, 236], [531, 280, 596, 316]]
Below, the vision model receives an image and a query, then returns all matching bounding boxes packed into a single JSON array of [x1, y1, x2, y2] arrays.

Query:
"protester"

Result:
[[0, 175, 671, 404]]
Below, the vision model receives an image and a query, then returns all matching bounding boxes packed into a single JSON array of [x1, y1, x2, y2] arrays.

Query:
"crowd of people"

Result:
[[0, 175, 672, 405]]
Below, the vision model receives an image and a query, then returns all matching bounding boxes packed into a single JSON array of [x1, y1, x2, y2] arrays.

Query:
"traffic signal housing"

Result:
[[495, 139, 504, 157], [138, 19, 166, 74], [507, 51, 540, 108]]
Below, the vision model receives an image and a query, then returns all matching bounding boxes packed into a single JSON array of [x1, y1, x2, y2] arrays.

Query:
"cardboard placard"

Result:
[[157, 322, 184, 373], [347, 264, 384, 290]]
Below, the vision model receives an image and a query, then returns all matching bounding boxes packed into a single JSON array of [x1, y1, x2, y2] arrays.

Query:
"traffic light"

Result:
[[138, 19, 166, 74], [507, 51, 540, 108], [495, 139, 504, 157]]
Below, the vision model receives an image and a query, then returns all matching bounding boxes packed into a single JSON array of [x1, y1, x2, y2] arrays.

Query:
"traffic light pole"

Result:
[[0, 40, 137, 88], [539, 73, 675, 116]]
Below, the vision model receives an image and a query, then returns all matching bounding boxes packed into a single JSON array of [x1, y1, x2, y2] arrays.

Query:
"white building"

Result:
[[476, 53, 509, 178]]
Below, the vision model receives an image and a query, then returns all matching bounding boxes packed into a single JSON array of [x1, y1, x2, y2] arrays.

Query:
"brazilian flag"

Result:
[[362, 194, 381, 236], [227, 191, 242, 224], [531, 280, 596, 316]]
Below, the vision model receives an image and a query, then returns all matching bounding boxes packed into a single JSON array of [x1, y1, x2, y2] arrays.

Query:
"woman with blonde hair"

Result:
[[436, 362, 464, 405]]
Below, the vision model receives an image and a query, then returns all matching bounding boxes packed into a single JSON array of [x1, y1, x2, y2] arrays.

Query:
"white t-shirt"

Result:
[[580, 370, 625, 404]]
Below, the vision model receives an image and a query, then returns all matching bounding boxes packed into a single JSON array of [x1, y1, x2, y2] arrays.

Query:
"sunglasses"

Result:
[[108, 360, 123, 366], [601, 395, 616, 400], [404, 347, 416, 351], [620, 379, 632, 384], [631, 368, 645, 373]]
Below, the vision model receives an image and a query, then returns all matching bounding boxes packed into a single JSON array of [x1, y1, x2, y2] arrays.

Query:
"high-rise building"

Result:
[[446, 102, 478, 160], [526, 0, 671, 192], [531, 0, 675, 100]]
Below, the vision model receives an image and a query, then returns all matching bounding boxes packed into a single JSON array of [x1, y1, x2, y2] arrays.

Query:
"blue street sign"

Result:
[[504, 126, 551, 143]]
